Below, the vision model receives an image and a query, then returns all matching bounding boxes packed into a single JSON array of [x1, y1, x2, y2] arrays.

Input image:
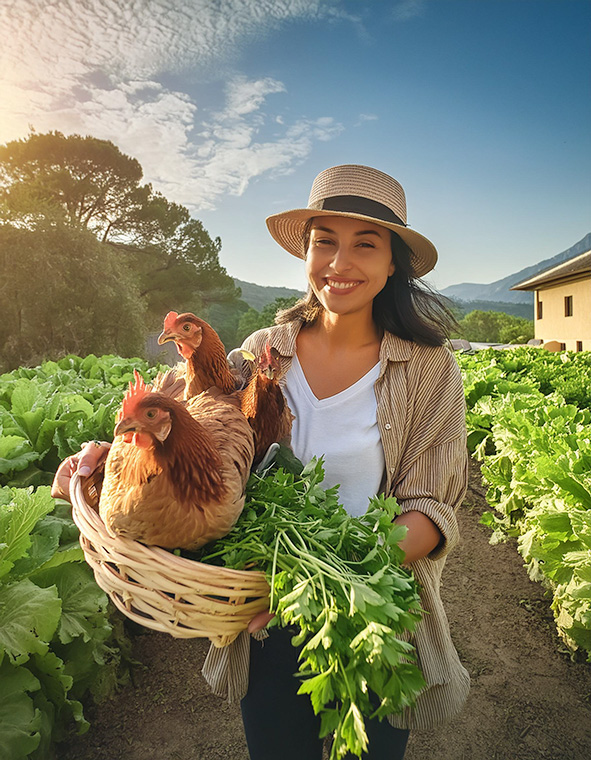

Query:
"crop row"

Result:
[[0, 354, 165, 760], [457, 347, 591, 659]]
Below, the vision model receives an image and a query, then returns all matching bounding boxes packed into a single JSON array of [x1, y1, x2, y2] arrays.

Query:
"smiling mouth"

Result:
[[325, 278, 362, 291]]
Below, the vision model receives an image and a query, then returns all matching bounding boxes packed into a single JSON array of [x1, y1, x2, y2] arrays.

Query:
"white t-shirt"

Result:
[[284, 355, 385, 517]]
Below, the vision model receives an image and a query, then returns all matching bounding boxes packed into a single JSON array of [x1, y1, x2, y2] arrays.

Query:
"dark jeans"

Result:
[[240, 627, 410, 760]]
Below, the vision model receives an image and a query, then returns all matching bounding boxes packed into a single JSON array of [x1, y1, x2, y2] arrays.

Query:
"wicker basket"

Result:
[[70, 473, 270, 647]]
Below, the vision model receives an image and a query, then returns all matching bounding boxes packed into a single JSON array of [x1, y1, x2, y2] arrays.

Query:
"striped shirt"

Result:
[[202, 320, 470, 730]]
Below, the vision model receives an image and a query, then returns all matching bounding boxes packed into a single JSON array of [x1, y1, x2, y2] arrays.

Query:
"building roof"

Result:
[[511, 249, 591, 291]]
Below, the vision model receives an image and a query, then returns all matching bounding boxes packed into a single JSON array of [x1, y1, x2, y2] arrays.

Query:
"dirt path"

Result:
[[61, 460, 591, 760]]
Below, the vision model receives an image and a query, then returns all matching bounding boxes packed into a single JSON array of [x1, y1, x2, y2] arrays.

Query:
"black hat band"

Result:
[[312, 195, 406, 227]]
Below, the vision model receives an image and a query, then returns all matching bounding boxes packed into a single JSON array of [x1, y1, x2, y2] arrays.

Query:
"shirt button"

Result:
[[384, 423, 392, 430]]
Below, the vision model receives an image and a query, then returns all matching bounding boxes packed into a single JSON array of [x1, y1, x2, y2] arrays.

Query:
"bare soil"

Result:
[[60, 460, 591, 760]]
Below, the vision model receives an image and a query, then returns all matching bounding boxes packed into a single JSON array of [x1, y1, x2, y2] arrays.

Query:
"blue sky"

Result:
[[1, 0, 590, 292]]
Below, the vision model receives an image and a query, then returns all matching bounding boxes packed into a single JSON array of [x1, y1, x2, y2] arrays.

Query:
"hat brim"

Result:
[[266, 209, 438, 278]]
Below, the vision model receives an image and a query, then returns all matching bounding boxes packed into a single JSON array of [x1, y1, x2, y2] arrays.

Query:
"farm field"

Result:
[[2, 348, 591, 759], [59, 459, 591, 760]]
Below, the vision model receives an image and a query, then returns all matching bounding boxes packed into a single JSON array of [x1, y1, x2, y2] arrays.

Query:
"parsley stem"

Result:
[[269, 530, 281, 611]]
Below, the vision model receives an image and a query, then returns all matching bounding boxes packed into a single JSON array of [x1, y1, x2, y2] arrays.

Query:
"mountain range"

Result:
[[440, 232, 591, 305], [233, 278, 304, 311]]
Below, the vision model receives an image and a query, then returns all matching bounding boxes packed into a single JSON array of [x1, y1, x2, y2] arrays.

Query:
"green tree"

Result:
[[0, 131, 241, 337], [236, 296, 299, 344], [204, 298, 251, 351], [0, 130, 146, 241], [457, 310, 534, 344], [122, 214, 239, 325], [497, 316, 535, 345], [0, 220, 146, 372]]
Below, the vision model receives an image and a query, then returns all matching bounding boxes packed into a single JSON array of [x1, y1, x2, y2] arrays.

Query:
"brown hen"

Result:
[[157, 311, 237, 398], [241, 343, 293, 467], [98, 371, 254, 550]]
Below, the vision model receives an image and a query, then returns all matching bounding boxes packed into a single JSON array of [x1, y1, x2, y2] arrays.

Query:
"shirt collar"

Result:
[[378, 331, 413, 377], [273, 320, 302, 357]]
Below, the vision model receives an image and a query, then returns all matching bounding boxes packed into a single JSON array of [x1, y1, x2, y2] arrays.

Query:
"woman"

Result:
[[52, 164, 469, 759], [204, 164, 470, 759]]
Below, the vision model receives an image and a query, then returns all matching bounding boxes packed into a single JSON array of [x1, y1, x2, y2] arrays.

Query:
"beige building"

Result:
[[511, 249, 591, 351]]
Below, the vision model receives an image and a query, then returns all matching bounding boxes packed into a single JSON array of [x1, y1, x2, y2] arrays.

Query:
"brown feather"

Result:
[[184, 319, 237, 398], [241, 370, 294, 466], [99, 389, 255, 550], [151, 366, 187, 401]]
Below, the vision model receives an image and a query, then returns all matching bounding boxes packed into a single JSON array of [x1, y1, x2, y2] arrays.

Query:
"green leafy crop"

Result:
[[0, 354, 166, 488], [0, 486, 129, 760], [457, 347, 591, 660]]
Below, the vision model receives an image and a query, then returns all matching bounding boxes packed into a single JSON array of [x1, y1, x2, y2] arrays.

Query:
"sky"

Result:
[[1, 0, 590, 293]]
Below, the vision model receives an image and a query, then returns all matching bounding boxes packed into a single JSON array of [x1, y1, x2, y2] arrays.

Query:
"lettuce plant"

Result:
[[0, 487, 128, 759]]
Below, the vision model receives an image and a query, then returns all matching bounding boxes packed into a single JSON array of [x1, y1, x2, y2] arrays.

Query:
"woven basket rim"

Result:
[[69, 472, 270, 645], [70, 472, 267, 581]]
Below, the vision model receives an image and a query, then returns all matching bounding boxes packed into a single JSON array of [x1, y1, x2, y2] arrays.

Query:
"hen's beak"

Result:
[[157, 329, 179, 345], [114, 417, 136, 437], [113, 419, 161, 448], [158, 328, 199, 360]]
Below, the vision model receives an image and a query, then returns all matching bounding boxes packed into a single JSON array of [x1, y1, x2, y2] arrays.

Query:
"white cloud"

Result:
[[1, 1, 349, 83], [0, 0, 350, 210], [391, 0, 425, 22], [354, 113, 378, 126], [224, 77, 286, 118], [158, 80, 344, 208]]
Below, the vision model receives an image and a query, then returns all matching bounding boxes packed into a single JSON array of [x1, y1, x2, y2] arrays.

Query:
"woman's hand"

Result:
[[51, 441, 111, 503], [247, 610, 276, 633]]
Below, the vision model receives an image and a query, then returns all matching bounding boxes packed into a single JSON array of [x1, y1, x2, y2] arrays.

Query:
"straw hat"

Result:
[[266, 164, 438, 278]]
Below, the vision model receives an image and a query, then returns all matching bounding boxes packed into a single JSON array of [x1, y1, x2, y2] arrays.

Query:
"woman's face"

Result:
[[305, 215, 395, 319]]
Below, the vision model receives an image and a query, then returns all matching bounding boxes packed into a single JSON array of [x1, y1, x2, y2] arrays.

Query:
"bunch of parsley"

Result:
[[198, 458, 425, 759]]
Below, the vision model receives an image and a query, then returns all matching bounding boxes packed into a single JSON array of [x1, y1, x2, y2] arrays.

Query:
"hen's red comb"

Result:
[[163, 311, 179, 331], [119, 370, 153, 420]]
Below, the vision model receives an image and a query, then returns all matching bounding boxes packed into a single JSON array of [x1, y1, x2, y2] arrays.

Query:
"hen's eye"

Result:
[[145, 409, 157, 419], [182, 323, 191, 332]]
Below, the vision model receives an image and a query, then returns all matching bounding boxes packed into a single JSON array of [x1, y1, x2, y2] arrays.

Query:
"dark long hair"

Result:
[[276, 223, 457, 346]]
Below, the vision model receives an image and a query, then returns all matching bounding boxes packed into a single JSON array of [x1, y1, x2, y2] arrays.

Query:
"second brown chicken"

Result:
[[240, 343, 294, 467]]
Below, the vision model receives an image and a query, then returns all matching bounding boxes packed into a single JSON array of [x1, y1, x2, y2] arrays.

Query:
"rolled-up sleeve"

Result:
[[394, 436, 468, 559]]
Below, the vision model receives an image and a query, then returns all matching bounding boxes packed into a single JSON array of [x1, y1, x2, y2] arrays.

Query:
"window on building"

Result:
[[559, 342, 567, 351], [577, 341, 583, 352], [537, 300, 543, 319], [565, 295, 573, 317]]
